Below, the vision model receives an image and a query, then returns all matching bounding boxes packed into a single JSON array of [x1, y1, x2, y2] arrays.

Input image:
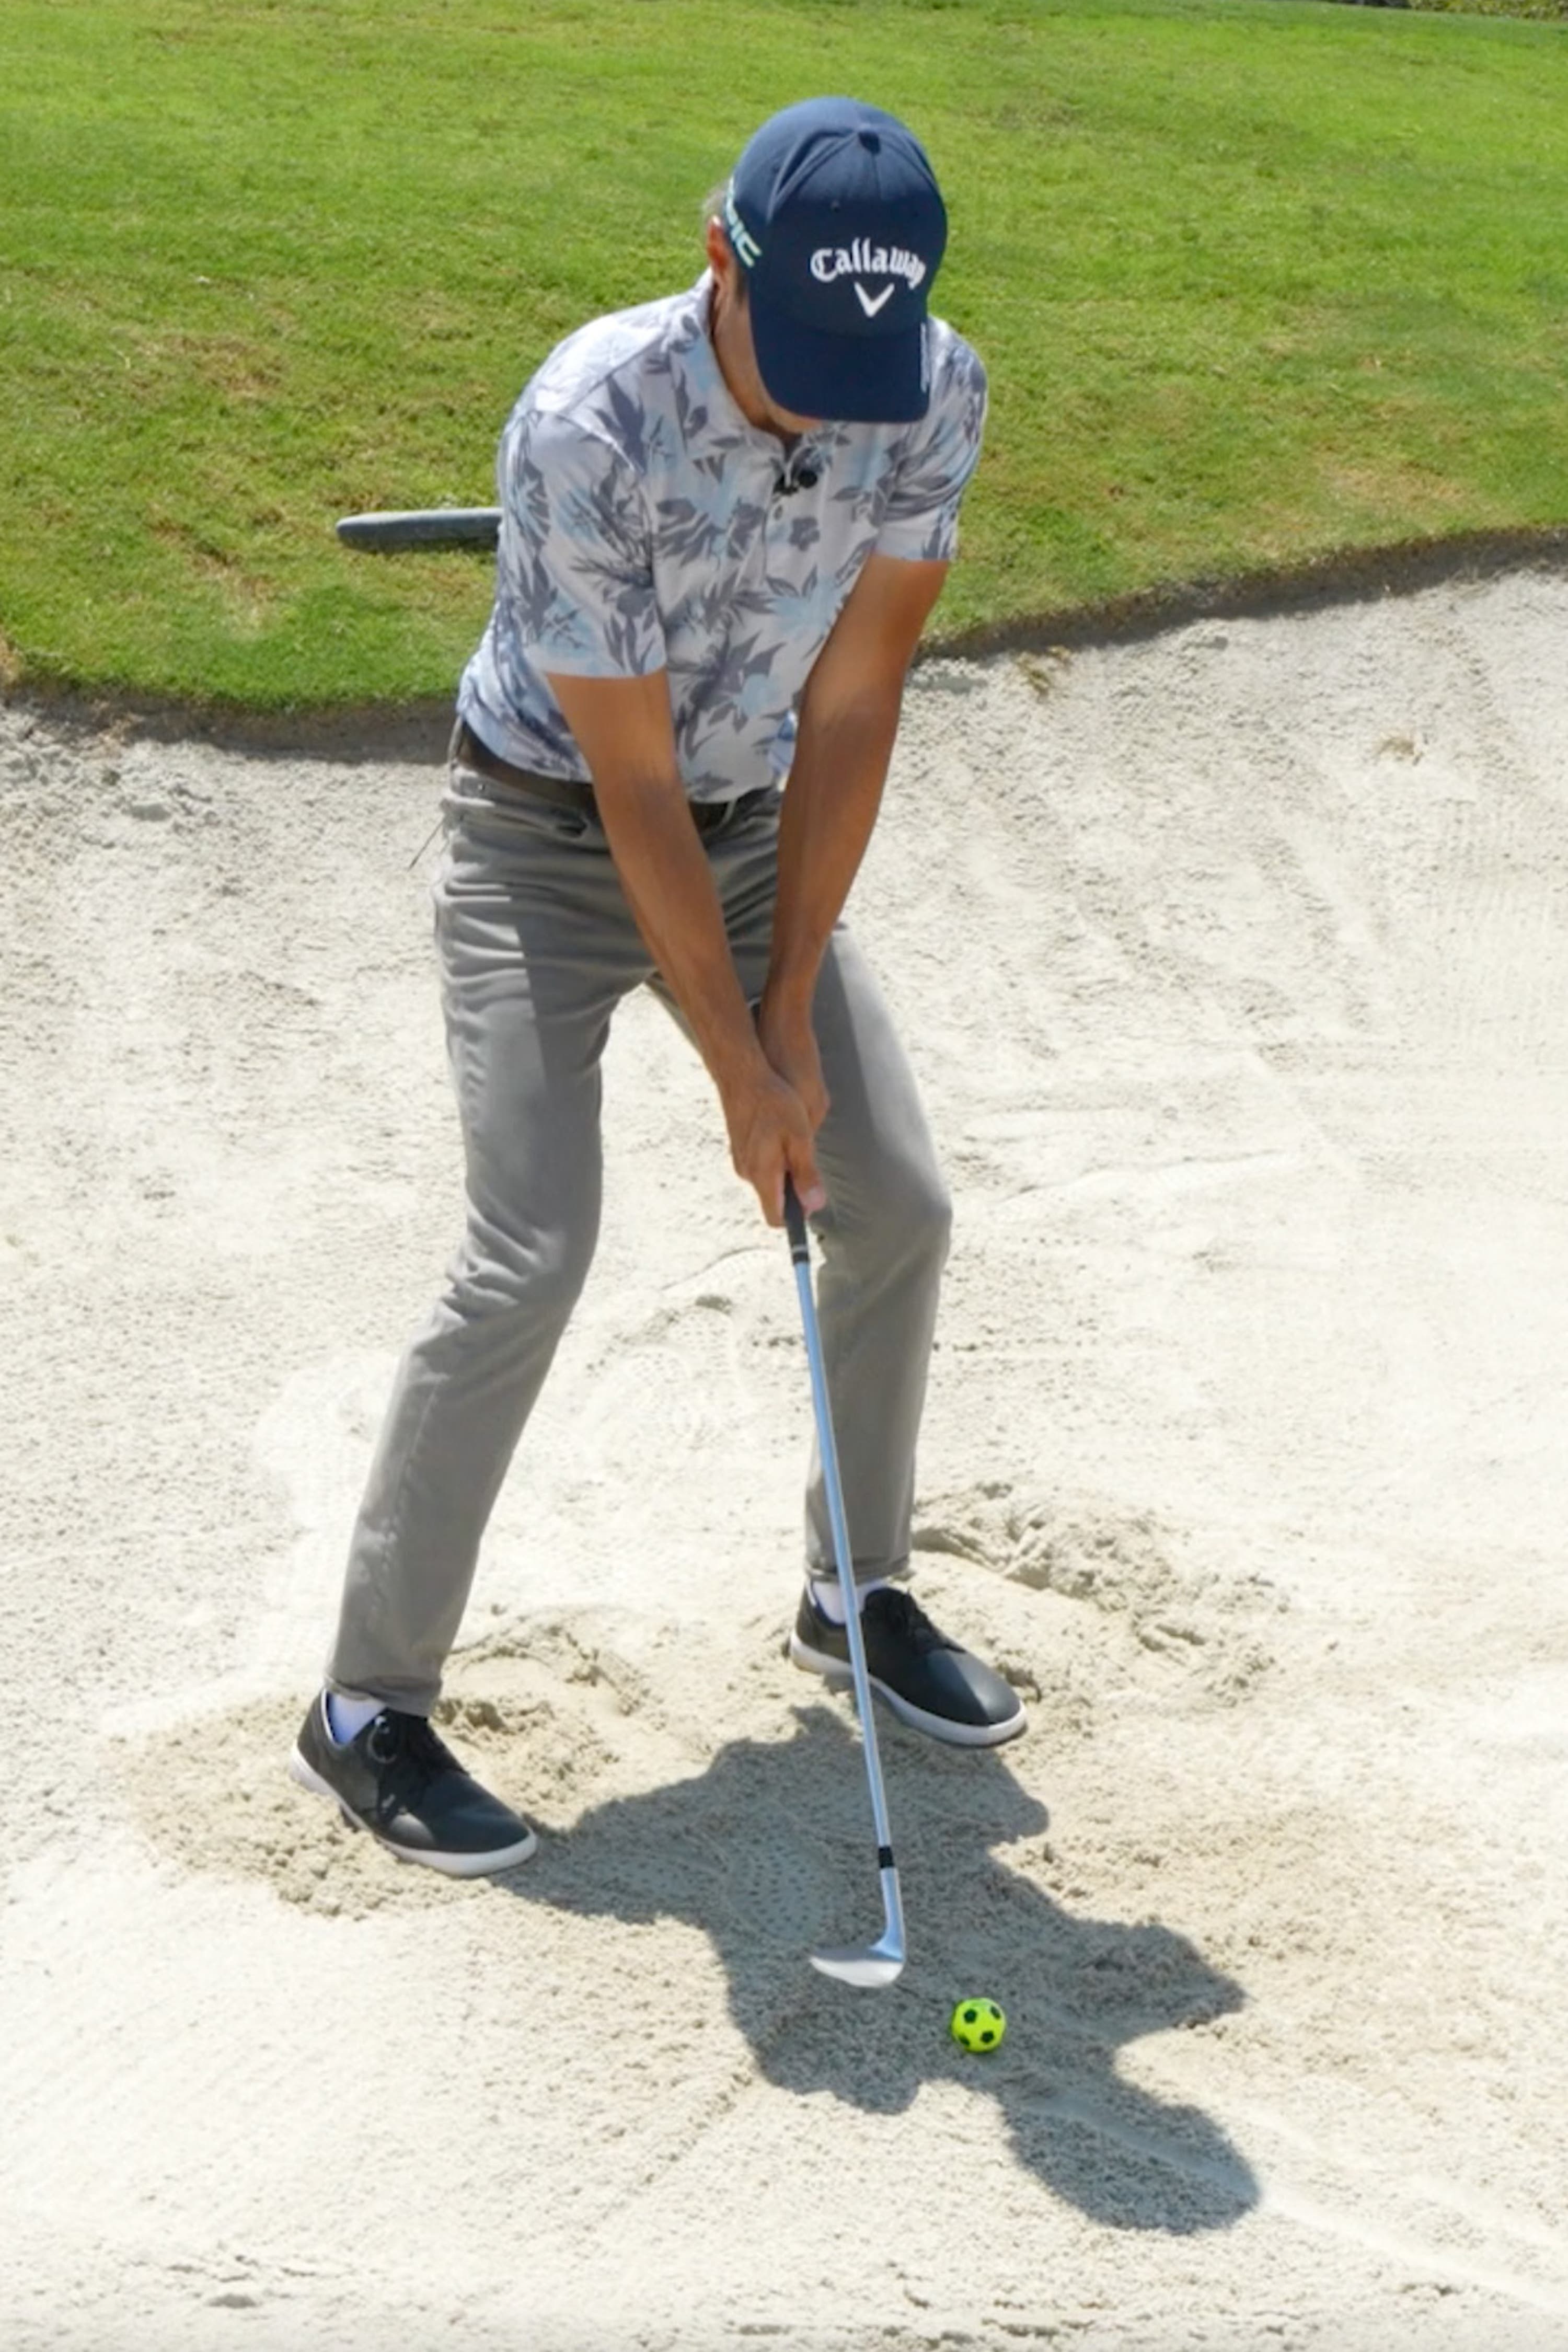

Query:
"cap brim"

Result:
[[749, 292, 929, 425]]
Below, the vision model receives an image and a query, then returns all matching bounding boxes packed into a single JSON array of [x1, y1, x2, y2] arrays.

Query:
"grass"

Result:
[[2, 0, 1566, 709]]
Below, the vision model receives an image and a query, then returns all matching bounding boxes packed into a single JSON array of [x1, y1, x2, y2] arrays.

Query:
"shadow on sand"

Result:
[[496, 1702, 1259, 2235]]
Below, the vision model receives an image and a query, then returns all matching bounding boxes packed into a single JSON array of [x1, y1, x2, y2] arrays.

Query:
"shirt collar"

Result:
[[672, 271, 804, 466]]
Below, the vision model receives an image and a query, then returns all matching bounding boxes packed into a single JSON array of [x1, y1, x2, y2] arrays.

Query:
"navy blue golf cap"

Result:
[[723, 97, 948, 424]]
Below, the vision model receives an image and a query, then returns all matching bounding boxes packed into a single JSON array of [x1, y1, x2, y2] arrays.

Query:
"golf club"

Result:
[[784, 1178, 907, 1990]]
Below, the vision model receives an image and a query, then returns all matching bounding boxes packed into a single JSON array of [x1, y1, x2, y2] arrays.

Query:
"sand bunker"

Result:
[[3, 566, 1567, 2349]]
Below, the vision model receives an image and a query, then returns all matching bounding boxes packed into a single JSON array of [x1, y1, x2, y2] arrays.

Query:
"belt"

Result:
[[452, 720, 773, 835]]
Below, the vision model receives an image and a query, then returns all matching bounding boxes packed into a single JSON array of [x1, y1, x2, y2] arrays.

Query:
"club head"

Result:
[[810, 1938, 906, 1990]]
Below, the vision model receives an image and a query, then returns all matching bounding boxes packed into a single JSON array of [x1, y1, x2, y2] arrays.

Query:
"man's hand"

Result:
[[720, 1055, 826, 1227], [756, 989, 830, 1136]]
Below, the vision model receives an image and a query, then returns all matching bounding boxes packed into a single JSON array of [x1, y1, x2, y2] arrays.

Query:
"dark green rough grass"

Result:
[[2, 0, 1566, 708], [1412, 0, 1566, 18]]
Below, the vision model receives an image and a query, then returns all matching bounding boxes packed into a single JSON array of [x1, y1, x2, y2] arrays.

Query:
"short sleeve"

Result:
[[873, 329, 988, 566], [495, 404, 665, 677]]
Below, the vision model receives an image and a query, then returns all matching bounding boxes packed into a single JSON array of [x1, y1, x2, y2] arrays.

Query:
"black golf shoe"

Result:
[[788, 1585, 1027, 1747], [289, 1694, 537, 1875]]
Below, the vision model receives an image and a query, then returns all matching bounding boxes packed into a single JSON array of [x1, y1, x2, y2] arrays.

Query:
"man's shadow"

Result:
[[499, 1702, 1259, 2233]]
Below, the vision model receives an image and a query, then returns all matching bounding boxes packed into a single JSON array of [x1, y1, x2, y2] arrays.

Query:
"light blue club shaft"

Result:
[[785, 1181, 907, 1989]]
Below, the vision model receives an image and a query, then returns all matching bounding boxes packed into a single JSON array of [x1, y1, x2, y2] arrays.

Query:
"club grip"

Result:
[[783, 1177, 810, 1261]]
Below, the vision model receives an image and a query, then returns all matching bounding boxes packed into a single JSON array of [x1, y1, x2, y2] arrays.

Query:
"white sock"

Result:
[[809, 1576, 891, 1627], [325, 1691, 383, 1745]]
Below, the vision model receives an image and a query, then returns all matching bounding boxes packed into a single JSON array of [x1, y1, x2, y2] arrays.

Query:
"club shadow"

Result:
[[494, 1701, 1260, 2234]]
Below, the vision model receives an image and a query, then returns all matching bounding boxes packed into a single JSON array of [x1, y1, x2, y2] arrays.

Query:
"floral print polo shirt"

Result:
[[457, 273, 988, 804]]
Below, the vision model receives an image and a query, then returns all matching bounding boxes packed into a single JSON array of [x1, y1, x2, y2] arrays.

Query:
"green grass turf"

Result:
[[2, 0, 1566, 709]]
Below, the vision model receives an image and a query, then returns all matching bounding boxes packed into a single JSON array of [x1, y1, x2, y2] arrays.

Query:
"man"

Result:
[[290, 95, 1025, 1876]]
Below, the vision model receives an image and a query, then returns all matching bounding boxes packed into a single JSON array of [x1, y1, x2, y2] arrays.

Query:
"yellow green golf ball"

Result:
[[950, 1997, 1006, 2052]]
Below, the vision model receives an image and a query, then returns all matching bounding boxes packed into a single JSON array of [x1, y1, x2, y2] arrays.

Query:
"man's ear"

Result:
[[704, 215, 732, 280]]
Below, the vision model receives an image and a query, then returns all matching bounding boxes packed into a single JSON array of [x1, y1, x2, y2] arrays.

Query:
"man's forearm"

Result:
[[594, 771, 768, 1093], [542, 662, 826, 1220], [767, 686, 904, 1011]]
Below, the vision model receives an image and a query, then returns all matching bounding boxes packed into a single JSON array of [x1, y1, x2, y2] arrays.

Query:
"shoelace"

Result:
[[366, 1710, 461, 1786], [864, 1587, 958, 1654]]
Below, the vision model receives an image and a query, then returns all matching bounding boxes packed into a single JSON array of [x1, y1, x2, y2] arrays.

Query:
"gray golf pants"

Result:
[[327, 758, 951, 1715]]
